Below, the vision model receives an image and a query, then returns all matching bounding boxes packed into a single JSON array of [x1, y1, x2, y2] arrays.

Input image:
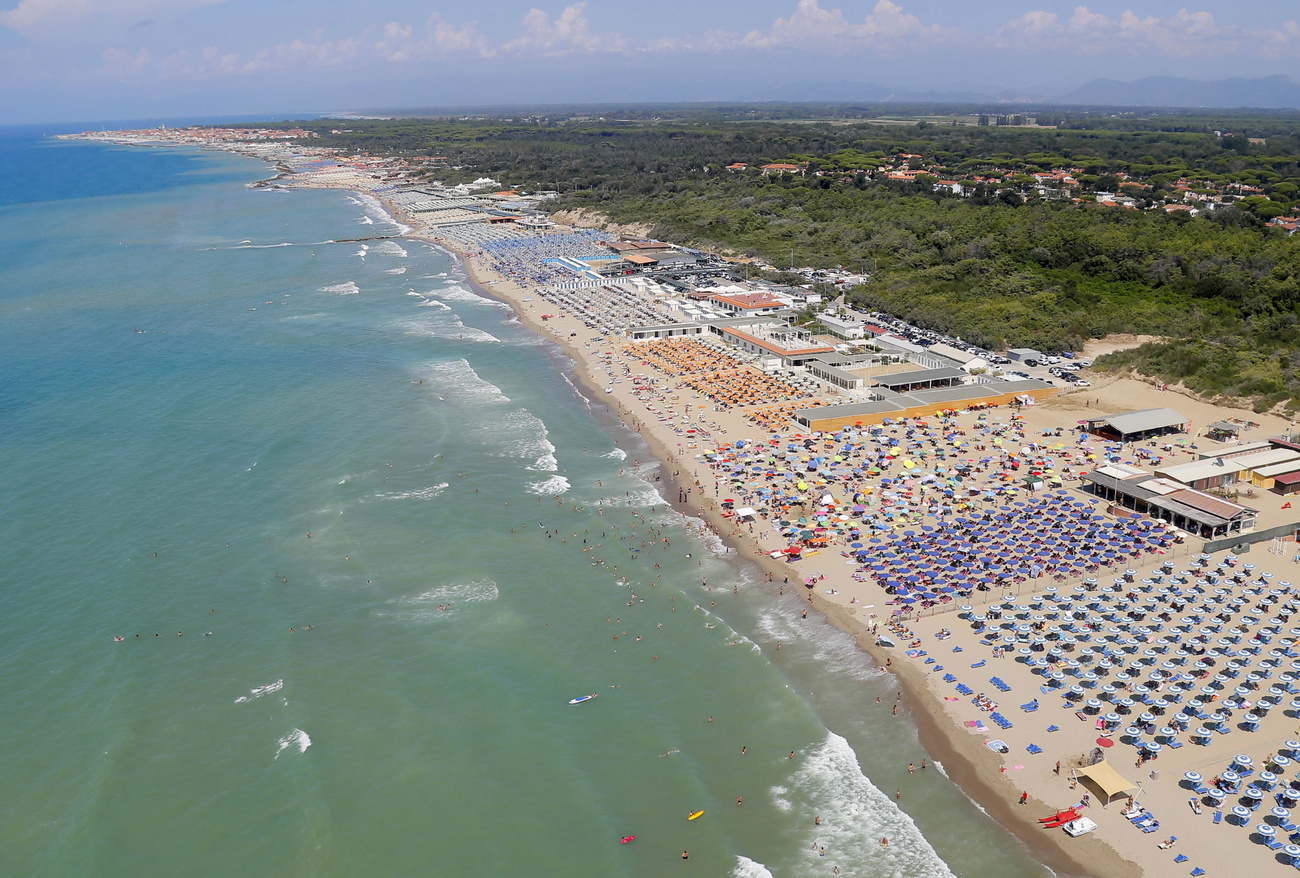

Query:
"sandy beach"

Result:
[[414, 218, 1300, 878], [257, 159, 1300, 878]]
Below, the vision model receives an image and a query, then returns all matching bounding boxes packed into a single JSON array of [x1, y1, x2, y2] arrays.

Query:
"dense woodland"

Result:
[[265, 105, 1300, 411]]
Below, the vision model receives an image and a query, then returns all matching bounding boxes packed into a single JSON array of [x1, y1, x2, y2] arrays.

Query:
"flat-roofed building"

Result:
[[1251, 460, 1300, 492], [818, 314, 866, 339], [871, 367, 967, 393], [626, 323, 706, 341], [710, 292, 789, 316], [1154, 457, 1244, 491], [1196, 441, 1273, 461], [1086, 408, 1187, 442], [790, 378, 1056, 431], [1082, 465, 1258, 538], [1271, 471, 1300, 496], [715, 325, 836, 365]]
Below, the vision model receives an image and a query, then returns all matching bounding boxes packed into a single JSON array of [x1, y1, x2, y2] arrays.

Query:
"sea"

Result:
[[0, 122, 1053, 878]]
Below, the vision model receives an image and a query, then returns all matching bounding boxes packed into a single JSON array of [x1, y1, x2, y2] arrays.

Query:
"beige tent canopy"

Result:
[[1076, 761, 1138, 804]]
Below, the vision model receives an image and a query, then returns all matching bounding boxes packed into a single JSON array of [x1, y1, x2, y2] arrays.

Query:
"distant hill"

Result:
[[1061, 75, 1300, 109]]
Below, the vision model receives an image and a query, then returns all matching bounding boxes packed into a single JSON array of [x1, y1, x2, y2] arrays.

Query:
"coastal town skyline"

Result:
[[1, 1, 1298, 123]]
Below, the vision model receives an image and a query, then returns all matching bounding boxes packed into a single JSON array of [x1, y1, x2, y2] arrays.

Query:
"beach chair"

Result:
[[1266, 838, 1284, 851], [1213, 810, 1222, 824], [971, 660, 987, 668], [1027, 743, 1043, 754], [1175, 855, 1188, 863], [1168, 738, 1184, 749], [1141, 821, 1161, 833], [1280, 819, 1297, 833], [1190, 868, 1205, 876], [1047, 725, 1060, 732], [1021, 701, 1039, 712], [943, 674, 956, 683], [952, 645, 963, 652], [1192, 784, 1209, 795]]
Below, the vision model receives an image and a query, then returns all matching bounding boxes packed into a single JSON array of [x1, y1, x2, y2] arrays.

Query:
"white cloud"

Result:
[[999, 6, 1300, 59], [495, 3, 621, 57], [373, 13, 485, 62], [0, 0, 229, 39], [238, 35, 366, 74], [734, 0, 951, 52]]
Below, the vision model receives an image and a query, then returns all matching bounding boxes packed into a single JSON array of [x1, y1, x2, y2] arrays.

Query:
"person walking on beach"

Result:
[[1019, 791, 1028, 805]]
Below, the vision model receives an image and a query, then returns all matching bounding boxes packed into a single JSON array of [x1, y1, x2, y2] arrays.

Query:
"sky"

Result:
[[0, 0, 1297, 123]]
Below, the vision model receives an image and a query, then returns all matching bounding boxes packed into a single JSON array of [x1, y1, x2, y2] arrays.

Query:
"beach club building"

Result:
[[1082, 463, 1258, 538], [791, 377, 1057, 431], [707, 319, 836, 366], [1085, 408, 1188, 442]]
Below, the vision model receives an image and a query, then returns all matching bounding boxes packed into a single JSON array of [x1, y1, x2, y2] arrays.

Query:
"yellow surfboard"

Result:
[[688, 810, 704, 821]]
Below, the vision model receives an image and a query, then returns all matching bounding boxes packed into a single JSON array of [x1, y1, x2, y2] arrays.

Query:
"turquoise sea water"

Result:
[[0, 127, 1055, 878]]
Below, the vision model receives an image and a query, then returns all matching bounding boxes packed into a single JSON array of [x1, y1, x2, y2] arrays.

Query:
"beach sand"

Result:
[[354, 187, 1298, 878]]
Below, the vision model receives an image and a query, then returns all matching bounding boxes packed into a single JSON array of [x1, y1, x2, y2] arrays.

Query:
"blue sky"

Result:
[[0, 1, 1297, 123]]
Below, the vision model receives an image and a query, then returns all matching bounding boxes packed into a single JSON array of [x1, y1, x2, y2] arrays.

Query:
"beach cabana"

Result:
[[1075, 760, 1139, 804]]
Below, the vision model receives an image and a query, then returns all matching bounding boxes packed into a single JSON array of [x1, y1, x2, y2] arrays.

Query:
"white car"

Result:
[[1071, 379, 1092, 387], [1063, 817, 1098, 837]]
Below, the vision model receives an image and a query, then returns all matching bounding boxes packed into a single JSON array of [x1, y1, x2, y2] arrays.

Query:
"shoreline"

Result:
[[409, 223, 1136, 878], [263, 158, 1300, 878], [72, 132, 1298, 876]]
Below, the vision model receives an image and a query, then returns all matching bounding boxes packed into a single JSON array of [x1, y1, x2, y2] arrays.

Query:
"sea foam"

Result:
[[320, 281, 360, 295], [235, 679, 284, 703], [372, 241, 408, 258], [384, 580, 500, 621], [397, 315, 500, 344], [495, 408, 557, 471], [421, 359, 510, 403], [527, 474, 571, 495], [732, 857, 776, 878], [754, 605, 884, 683], [274, 728, 311, 759], [373, 483, 450, 501], [772, 733, 954, 878]]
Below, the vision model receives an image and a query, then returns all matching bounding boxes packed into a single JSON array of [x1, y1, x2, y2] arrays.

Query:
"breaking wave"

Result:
[[274, 728, 311, 759], [235, 679, 284, 703]]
